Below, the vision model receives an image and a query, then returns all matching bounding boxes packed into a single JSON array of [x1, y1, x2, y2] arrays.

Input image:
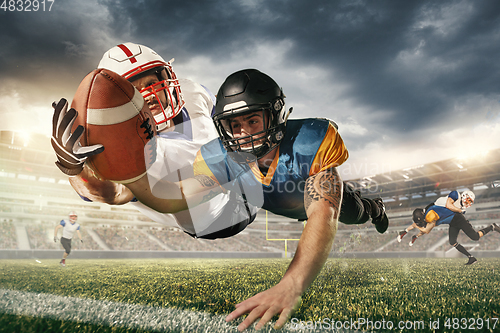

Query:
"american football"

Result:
[[70, 68, 156, 183]]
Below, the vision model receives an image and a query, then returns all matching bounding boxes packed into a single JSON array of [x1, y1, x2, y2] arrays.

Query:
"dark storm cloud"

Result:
[[0, 1, 114, 106], [99, 0, 500, 136], [1, 0, 499, 173], [0, 5, 97, 76]]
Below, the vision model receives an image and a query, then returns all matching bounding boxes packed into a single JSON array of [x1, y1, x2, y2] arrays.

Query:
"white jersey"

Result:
[[130, 79, 232, 236], [434, 190, 463, 210], [59, 220, 80, 239]]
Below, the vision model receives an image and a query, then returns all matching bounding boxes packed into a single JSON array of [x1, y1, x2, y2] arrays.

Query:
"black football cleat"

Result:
[[372, 198, 389, 234], [465, 257, 477, 265], [492, 223, 500, 233]]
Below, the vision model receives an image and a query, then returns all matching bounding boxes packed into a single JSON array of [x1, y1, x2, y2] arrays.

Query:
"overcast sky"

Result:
[[1, 0, 500, 179]]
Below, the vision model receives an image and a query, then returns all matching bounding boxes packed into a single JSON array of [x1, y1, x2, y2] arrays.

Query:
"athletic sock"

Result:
[[454, 243, 472, 258], [479, 225, 493, 236]]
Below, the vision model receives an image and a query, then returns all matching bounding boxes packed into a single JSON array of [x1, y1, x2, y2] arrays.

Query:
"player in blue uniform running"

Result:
[[53, 211, 83, 267], [397, 190, 500, 265]]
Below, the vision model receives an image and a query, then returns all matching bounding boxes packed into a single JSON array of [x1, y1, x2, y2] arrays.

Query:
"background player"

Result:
[[53, 211, 82, 267], [398, 189, 474, 245], [397, 190, 500, 264], [126, 69, 389, 331], [51, 42, 256, 238]]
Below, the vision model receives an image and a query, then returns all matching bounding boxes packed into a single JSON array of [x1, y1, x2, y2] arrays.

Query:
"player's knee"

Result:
[[470, 233, 480, 241], [450, 241, 458, 247]]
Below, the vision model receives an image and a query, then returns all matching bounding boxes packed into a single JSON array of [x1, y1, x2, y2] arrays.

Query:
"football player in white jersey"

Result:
[[54, 211, 82, 267], [51, 42, 256, 238]]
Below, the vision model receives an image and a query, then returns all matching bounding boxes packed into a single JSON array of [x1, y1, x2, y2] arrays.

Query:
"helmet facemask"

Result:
[[98, 44, 186, 131], [214, 98, 288, 163], [69, 211, 78, 223], [461, 191, 475, 208], [131, 64, 185, 132]]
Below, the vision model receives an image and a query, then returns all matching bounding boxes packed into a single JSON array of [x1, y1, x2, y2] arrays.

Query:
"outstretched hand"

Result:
[[51, 98, 104, 175], [225, 280, 302, 331]]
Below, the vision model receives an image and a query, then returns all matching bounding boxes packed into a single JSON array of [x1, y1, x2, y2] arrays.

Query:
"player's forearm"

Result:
[[445, 198, 462, 213], [179, 177, 223, 207], [284, 167, 342, 292], [446, 204, 462, 213], [282, 205, 337, 293], [416, 223, 434, 234], [415, 226, 428, 234], [125, 174, 189, 213], [69, 164, 133, 205]]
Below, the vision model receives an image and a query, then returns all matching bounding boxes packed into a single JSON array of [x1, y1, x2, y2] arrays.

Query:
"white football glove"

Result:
[[51, 98, 104, 176]]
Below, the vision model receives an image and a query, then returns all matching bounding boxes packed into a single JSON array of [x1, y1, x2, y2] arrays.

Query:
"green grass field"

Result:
[[0, 258, 499, 332]]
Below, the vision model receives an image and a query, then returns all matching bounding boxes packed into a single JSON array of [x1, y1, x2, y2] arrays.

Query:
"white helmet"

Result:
[[461, 190, 475, 208], [98, 43, 185, 131]]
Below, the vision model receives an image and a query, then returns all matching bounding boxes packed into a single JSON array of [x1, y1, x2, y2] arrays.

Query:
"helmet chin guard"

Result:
[[98, 43, 185, 131]]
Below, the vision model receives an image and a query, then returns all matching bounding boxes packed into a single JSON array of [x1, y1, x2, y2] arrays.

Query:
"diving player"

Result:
[[198, 69, 389, 330], [53, 211, 82, 267], [397, 190, 500, 264], [125, 69, 389, 331], [51, 43, 256, 238]]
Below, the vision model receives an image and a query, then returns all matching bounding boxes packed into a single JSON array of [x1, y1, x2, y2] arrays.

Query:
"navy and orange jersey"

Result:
[[424, 190, 461, 226], [194, 118, 349, 220], [424, 205, 456, 225]]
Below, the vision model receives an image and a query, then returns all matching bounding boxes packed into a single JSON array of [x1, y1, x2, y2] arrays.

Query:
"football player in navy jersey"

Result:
[[197, 69, 390, 331], [397, 190, 500, 265], [126, 69, 389, 331], [53, 211, 83, 267]]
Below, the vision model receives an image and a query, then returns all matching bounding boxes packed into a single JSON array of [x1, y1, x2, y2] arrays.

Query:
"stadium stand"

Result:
[[1, 130, 499, 258]]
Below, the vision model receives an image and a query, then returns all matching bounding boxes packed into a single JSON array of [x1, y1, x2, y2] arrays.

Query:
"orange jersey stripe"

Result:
[[425, 210, 440, 223], [309, 123, 349, 176], [193, 150, 219, 184]]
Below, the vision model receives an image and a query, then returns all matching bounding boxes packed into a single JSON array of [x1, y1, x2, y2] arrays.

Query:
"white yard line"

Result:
[[0, 289, 321, 332]]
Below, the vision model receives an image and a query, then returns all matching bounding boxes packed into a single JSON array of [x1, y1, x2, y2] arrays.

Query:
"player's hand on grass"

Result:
[[226, 280, 302, 331], [51, 98, 104, 176]]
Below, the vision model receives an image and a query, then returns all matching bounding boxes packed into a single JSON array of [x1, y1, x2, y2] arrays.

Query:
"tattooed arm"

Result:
[[226, 167, 343, 331]]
